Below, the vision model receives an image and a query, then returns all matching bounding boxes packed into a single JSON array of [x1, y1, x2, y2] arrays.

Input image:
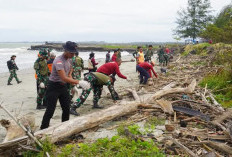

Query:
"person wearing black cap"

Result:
[[40, 41, 80, 129], [7, 55, 22, 85]]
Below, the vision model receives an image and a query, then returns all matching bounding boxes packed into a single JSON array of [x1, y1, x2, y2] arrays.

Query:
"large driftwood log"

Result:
[[148, 79, 196, 101], [0, 80, 197, 151]]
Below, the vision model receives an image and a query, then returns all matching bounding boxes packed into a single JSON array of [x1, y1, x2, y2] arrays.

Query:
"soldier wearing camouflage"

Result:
[[7, 55, 21, 85], [34, 50, 49, 109], [70, 72, 119, 116]]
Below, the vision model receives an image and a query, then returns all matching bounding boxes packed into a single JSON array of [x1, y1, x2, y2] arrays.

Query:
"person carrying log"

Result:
[[40, 41, 79, 130], [70, 72, 119, 116], [136, 61, 158, 84]]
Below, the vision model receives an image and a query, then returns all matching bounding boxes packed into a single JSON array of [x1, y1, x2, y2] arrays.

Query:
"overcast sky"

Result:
[[0, 0, 231, 42]]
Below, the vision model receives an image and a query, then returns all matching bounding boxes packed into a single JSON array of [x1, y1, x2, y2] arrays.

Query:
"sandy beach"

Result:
[[0, 55, 160, 142]]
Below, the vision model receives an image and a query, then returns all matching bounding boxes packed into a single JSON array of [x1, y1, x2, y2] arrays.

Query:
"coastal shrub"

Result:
[[75, 135, 165, 157], [199, 70, 232, 107], [23, 124, 165, 157], [182, 43, 211, 56], [23, 138, 57, 157]]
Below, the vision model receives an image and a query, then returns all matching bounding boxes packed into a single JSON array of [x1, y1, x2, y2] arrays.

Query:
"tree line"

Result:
[[174, 0, 232, 43]]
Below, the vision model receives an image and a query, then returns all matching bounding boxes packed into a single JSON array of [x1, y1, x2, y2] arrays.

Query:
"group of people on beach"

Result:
[[6, 41, 172, 129]]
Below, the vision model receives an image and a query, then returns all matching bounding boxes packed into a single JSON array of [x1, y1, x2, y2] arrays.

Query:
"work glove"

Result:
[[78, 80, 91, 90], [39, 82, 45, 88]]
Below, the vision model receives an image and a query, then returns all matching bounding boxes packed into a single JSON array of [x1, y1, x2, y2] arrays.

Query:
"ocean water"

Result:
[[0, 43, 129, 73]]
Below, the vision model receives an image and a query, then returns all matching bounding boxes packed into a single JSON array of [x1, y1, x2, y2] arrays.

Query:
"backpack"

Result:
[[7, 60, 11, 70]]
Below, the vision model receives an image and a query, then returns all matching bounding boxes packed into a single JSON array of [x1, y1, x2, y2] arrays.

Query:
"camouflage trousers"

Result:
[[73, 73, 118, 108], [72, 67, 82, 80], [158, 54, 169, 66], [37, 76, 48, 106], [8, 69, 19, 83]]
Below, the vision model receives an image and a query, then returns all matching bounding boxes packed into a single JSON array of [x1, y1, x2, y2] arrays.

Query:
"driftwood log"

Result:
[[0, 80, 197, 152]]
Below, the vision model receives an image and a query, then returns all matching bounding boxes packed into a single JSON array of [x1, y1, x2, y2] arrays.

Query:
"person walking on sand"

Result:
[[7, 55, 22, 85], [70, 72, 119, 116], [105, 50, 111, 63], [40, 41, 80, 129], [136, 61, 158, 85], [88, 52, 98, 72], [34, 50, 49, 109]]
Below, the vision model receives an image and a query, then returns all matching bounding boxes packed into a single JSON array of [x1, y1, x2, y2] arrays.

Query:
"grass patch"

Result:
[[23, 124, 165, 157], [199, 70, 232, 107], [182, 43, 211, 56]]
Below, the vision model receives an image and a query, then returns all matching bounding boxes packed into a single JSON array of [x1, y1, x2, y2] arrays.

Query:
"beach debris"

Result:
[[156, 99, 174, 114], [173, 106, 210, 121]]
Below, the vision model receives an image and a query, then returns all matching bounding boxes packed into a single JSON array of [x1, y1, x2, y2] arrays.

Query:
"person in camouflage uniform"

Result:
[[70, 72, 119, 116], [7, 55, 22, 85], [34, 50, 49, 109], [144, 45, 154, 62], [117, 48, 122, 60], [71, 52, 84, 80], [67, 52, 84, 101], [157, 46, 165, 65]]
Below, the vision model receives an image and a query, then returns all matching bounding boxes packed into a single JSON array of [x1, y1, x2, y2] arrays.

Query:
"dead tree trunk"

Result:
[[0, 80, 197, 151]]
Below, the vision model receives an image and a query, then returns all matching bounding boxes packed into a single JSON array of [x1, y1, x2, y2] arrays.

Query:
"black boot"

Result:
[[7, 82, 13, 85], [92, 103, 104, 109], [36, 104, 46, 110], [17, 81, 22, 84], [70, 107, 80, 116]]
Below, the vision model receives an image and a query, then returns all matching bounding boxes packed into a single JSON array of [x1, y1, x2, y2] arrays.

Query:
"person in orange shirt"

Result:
[[47, 52, 56, 75], [136, 47, 144, 64]]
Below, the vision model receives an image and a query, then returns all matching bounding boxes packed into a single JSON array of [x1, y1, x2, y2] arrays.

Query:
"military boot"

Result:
[[17, 81, 22, 84], [7, 82, 13, 85], [92, 102, 104, 109], [36, 104, 46, 110], [70, 107, 80, 116]]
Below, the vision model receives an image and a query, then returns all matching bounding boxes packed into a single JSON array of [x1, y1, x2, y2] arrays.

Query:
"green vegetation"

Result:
[[200, 4, 232, 43], [23, 124, 165, 157], [182, 43, 211, 56], [174, 0, 212, 40], [199, 70, 232, 108]]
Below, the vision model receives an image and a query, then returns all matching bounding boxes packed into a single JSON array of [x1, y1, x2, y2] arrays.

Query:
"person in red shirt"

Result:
[[137, 61, 158, 84], [97, 59, 127, 79], [139, 61, 158, 78], [111, 50, 118, 62]]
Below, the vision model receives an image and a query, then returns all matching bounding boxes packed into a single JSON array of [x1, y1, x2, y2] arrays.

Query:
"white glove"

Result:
[[39, 82, 45, 88], [79, 80, 91, 90]]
